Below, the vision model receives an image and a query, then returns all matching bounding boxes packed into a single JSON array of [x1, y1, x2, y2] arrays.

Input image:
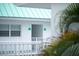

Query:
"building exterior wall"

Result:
[[0, 19, 51, 55], [69, 23, 79, 31], [0, 19, 51, 43]]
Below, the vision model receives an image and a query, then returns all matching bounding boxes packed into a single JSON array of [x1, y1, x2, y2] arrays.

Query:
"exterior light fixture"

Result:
[[44, 28, 46, 31]]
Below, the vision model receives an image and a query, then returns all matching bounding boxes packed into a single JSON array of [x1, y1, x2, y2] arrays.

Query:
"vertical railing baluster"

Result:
[[0, 39, 51, 56]]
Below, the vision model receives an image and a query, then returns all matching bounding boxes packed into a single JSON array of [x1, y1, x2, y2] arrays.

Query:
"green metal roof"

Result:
[[0, 3, 51, 19]]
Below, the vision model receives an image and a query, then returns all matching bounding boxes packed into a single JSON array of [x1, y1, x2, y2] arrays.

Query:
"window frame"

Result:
[[0, 24, 21, 37], [11, 24, 21, 37]]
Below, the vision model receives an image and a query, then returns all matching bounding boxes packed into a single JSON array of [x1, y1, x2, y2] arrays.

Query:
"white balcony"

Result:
[[0, 36, 52, 56]]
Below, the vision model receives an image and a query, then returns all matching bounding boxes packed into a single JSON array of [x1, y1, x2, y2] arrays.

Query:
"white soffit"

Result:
[[14, 3, 51, 9]]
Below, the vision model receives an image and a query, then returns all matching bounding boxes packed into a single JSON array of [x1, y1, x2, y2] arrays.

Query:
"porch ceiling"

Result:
[[14, 3, 51, 9]]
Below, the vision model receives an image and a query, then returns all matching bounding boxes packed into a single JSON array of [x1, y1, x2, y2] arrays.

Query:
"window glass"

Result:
[[11, 25, 21, 36], [0, 24, 9, 36]]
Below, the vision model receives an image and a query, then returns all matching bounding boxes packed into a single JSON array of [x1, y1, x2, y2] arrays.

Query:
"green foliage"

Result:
[[42, 3, 79, 56], [42, 46, 57, 56], [59, 3, 79, 33], [42, 32, 79, 56], [62, 44, 79, 56], [62, 32, 79, 42]]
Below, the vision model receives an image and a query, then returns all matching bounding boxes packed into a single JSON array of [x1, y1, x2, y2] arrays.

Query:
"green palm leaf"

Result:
[[60, 3, 79, 33]]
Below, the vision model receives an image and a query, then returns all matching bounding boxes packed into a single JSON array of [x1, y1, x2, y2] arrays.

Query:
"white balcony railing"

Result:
[[0, 37, 51, 56], [32, 37, 43, 41], [0, 42, 50, 56]]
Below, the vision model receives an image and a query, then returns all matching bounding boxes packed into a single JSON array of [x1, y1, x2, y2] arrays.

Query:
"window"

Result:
[[0, 24, 9, 36], [32, 24, 43, 41], [0, 24, 21, 37], [11, 25, 21, 36]]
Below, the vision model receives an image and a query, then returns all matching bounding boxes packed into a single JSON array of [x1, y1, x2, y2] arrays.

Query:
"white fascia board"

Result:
[[0, 17, 50, 22]]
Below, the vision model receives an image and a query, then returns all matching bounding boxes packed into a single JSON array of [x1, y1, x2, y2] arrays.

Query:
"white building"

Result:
[[0, 3, 69, 56]]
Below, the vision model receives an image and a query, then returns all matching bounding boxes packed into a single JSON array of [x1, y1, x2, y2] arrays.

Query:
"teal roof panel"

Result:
[[0, 4, 8, 16], [4, 4, 14, 16], [0, 3, 51, 19]]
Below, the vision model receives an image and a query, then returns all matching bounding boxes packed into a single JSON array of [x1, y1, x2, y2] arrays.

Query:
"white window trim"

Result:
[[0, 24, 21, 37]]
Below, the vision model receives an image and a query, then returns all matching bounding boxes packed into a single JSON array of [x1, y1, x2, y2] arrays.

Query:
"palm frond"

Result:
[[59, 3, 79, 33]]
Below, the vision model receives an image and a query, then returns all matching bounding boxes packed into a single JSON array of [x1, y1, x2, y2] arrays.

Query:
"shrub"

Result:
[[62, 43, 79, 56], [42, 32, 79, 56]]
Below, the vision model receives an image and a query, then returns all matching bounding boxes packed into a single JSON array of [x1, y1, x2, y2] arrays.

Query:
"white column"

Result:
[[51, 3, 69, 37]]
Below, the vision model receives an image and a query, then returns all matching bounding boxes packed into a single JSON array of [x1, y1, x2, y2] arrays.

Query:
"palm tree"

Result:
[[60, 3, 79, 33]]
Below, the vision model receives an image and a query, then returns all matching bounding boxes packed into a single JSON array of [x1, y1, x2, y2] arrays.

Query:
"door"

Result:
[[31, 24, 43, 52], [32, 24, 43, 41]]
